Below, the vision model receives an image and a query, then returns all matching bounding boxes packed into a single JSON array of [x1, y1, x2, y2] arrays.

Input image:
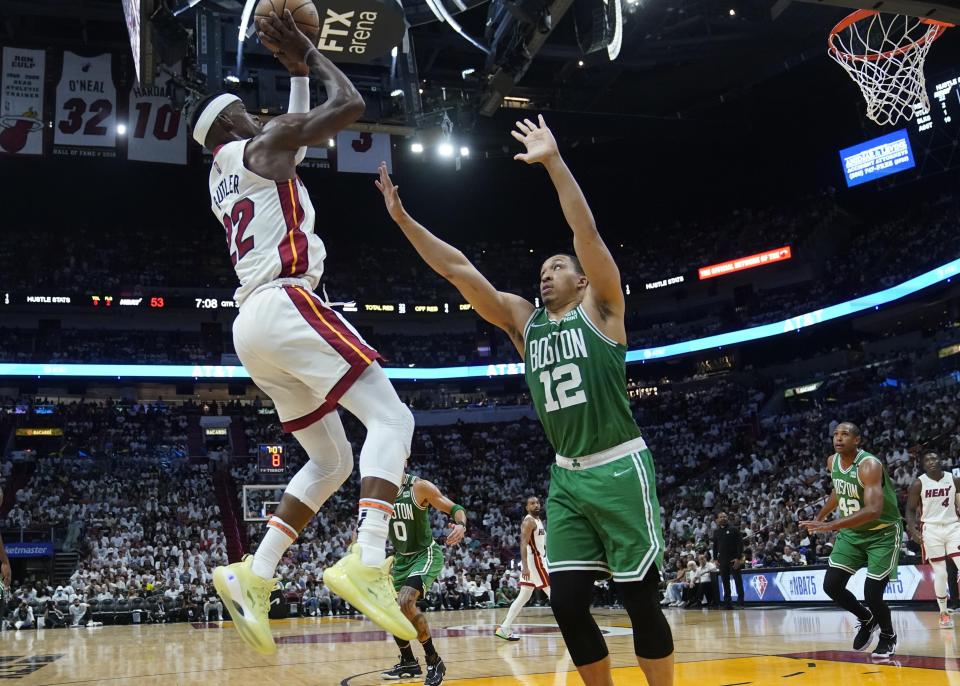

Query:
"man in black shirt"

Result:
[[713, 512, 745, 609]]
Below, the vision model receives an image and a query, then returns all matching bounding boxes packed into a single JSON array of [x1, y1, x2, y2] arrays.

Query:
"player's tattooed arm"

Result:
[[905, 479, 923, 542], [518, 516, 535, 580], [511, 115, 625, 332], [375, 163, 534, 355], [255, 11, 364, 148], [954, 476, 960, 517], [414, 480, 467, 546]]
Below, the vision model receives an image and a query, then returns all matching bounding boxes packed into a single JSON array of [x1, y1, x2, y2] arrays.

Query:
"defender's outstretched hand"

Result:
[[511, 114, 559, 165], [375, 162, 408, 225]]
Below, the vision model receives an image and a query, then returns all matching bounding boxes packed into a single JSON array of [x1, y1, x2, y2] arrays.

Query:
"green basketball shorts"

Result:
[[546, 448, 664, 582], [828, 522, 902, 581], [391, 543, 444, 593]]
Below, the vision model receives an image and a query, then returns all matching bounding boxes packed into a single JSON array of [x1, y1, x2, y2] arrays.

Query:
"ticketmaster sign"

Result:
[[6, 542, 54, 558]]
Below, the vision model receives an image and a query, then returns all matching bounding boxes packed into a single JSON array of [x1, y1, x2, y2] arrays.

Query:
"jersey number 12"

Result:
[[538, 363, 587, 413]]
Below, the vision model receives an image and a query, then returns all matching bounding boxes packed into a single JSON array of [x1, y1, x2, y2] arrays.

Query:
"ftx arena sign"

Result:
[[314, 0, 406, 63]]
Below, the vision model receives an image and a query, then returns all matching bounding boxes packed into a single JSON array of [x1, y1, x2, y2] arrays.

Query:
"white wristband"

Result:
[[289, 76, 309, 164], [288, 76, 310, 114]]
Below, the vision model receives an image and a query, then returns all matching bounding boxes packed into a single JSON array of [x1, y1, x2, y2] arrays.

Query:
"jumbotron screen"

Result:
[[913, 71, 960, 133]]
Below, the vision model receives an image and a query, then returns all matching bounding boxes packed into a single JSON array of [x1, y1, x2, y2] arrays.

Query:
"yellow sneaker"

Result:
[[213, 555, 278, 655], [323, 546, 416, 641]]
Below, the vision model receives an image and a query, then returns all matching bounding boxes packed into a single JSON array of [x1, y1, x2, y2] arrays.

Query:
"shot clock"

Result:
[[257, 444, 286, 475]]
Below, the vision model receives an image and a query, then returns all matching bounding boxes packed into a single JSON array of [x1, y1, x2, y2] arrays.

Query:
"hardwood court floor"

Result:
[[3, 606, 960, 685]]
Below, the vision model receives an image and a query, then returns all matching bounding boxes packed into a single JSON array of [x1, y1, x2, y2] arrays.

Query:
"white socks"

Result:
[[357, 499, 393, 566], [251, 516, 297, 580], [500, 585, 534, 631]]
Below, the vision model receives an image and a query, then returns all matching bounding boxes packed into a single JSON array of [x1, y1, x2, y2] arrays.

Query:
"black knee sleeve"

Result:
[[550, 571, 608, 667], [823, 567, 851, 601], [617, 566, 674, 659], [863, 576, 887, 607]]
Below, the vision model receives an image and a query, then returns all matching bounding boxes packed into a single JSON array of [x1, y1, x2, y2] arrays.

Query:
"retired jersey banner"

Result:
[[54, 52, 117, 157], [0, 47, 45, 156], [127, 69, 186, 165], [336, 131, 391, 174]]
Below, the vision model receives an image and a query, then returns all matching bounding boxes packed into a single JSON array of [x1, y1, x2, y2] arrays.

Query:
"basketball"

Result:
[[255, 0, 320, 54]]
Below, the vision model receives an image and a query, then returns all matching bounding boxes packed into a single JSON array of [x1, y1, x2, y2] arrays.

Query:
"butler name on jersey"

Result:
[[209, 140, 327, 305]]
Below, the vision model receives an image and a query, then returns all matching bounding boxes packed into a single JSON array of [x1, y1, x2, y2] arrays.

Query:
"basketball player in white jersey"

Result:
[[496, 496, 550, 640], [187, 11, 415, 653], [906, 452, 960, 629]]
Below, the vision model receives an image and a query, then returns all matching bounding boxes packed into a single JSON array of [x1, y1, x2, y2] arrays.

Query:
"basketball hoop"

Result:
[[828, 9, 952, 126]]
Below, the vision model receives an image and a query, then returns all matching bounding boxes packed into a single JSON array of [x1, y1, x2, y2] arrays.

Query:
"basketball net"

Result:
[[828, 10, 952, 126]]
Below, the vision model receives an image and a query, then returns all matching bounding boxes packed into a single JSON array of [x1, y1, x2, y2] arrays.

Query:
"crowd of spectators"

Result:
[[2, 192, 958, 368], [3, 340, 960, 627]]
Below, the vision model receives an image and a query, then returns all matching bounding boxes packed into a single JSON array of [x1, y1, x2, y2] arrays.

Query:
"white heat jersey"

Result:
[[209, 139, 327, 305], [526, 515, 546, 560], [919, 473, 959, 525]]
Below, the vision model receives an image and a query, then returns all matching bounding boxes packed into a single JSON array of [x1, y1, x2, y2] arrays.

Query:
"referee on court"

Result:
[[713, 512, 745, 609]]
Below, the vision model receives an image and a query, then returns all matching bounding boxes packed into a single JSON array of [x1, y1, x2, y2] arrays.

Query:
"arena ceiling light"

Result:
[[411, 142, 425, 153], [4, 259, 956, 381], [438, 142, 455, 157], [607, 0, 624, 60], [423, 0, 491, 53]]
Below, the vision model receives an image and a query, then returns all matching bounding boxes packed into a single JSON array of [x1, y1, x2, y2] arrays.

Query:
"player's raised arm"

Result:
[[376, 164, 535, 355], [905, 480, 923, 542], [253, 11, 364, 150], [512, 115, 624, 318], [413, 480, 467, 546]]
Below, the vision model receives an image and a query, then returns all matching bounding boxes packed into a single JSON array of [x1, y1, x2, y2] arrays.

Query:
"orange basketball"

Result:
[[255, 0, 320, 54]]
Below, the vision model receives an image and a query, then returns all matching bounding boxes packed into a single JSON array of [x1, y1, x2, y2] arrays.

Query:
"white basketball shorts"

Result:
[[921, 521, 960, 563], [522, 548, 550, 590], [233, 279, 380, 432]]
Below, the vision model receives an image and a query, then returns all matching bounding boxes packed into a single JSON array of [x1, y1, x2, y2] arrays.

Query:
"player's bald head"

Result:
[[836, 421, 860, 437]]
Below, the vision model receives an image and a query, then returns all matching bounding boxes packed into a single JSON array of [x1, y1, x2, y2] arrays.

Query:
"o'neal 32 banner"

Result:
[[54, 52, 117, 158]]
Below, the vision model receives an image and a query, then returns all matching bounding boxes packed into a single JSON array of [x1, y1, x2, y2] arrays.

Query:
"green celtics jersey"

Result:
[[523, 304, 641, 458], [389, 474, 435, 554], [830, 450, 901, 533]]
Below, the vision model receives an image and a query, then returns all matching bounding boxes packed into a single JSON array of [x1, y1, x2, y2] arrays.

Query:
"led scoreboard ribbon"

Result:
[[258, 444, 285, 474], [0, 257, 957, 379]]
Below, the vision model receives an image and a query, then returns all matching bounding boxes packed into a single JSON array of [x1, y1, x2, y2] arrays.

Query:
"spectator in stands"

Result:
[[13, 600, 35, 630]]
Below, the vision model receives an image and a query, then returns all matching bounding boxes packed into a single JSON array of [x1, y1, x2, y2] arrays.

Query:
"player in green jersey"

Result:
[[376, 115, 673, 686], [380, 473, 467, 686], [801, 422, 902, 658]]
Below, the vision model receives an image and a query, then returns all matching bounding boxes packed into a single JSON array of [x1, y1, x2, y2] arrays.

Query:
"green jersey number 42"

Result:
[[538, 363, 587, 412], [836, 497, 861, 517]]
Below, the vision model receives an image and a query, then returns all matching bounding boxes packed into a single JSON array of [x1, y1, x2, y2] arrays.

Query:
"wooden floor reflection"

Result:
[[3, 605, 960, 685]]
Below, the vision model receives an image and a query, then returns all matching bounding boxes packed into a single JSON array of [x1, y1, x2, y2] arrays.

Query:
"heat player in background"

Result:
[[906, 451, 960, 629], [188, 11, 416, 653], [496, 496, 550, 641]]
